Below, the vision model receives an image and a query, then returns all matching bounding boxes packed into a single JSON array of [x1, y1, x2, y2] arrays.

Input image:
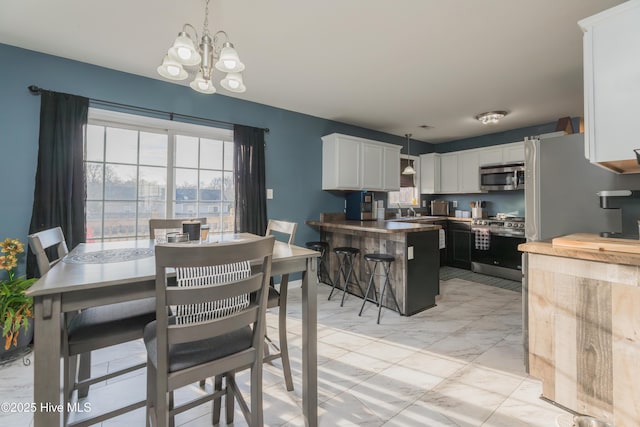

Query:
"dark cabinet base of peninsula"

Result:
[[406, 231, 440, 314]]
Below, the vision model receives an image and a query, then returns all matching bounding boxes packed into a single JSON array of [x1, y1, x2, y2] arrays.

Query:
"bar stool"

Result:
[[330, 246, 364, 306], [305, 241, 333, 287], [359, 253, 403, 324]]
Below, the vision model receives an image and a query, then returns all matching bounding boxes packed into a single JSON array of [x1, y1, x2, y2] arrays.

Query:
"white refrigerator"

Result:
[[524, 133, 619, 241]]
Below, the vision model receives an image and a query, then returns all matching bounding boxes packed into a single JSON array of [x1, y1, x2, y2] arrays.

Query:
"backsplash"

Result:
[[422, 191, 525, 217]]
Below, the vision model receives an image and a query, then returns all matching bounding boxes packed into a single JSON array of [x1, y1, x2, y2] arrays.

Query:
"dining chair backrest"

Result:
[[266, 219, 297, 245], [153, 235, 275, 376], [28, 227, 69, 276], [149, 217, 207, 239]]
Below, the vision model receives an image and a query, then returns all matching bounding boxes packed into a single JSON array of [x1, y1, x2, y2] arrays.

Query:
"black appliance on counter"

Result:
[[470, 214, 525, 281], [345, 191, 375, 221]]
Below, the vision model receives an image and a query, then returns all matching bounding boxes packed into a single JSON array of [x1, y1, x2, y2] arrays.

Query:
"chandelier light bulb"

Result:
[[215, 43, 245, 73], [168, 32, 201, 66], [190, 71, 216, 94], [221, 72, 246, 93], [157, 55, 188, 81]]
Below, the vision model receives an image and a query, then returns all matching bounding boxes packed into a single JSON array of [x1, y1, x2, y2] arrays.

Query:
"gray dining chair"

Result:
[[28, 227, 157, 423], [148, 217, 207, 239], [264, 219, 297, 391], [145, 235, 275, 427]]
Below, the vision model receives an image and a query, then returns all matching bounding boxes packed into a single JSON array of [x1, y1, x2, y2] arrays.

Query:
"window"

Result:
[[388, 155, 420, 207], [84, 109, 234, 242]]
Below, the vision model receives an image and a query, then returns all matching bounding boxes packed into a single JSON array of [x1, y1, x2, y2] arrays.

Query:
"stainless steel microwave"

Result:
[[479, 162, 525, 191]]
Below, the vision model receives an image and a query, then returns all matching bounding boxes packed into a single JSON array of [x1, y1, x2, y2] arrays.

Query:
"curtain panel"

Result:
[[27, 91, 88, 278], [233, 124, 267, 235]]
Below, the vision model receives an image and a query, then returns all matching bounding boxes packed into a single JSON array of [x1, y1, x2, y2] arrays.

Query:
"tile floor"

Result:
[[0, 274, 570, 427]]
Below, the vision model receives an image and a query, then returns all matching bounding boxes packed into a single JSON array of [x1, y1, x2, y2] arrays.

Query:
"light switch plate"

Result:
[[452, 200, 458, 208], [408, 246, 414, 260], [266, 189, 274, 199]]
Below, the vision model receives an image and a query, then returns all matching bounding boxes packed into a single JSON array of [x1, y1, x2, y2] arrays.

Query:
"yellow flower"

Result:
[[0, 254, 17, 271], [1, 238, 24, 255]]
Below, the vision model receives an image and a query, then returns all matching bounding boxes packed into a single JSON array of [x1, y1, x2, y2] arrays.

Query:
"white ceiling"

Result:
[[0, 0, 626, 143]]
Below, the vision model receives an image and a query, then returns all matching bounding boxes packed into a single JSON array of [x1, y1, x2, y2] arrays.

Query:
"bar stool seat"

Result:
[[359, 253, 402, 324], [330, 246, 364, 306], [305, 241, 333, 287]]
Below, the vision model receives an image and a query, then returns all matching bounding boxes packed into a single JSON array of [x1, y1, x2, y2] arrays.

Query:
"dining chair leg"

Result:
[[77, 352, 91, 398], [169, 391, 175, 427], [278, 274, 294, 391], [146, 357, 154, 427], [251, 361, 263, 426], [225, 373, 235, 424], [212, 375, 223, 424]]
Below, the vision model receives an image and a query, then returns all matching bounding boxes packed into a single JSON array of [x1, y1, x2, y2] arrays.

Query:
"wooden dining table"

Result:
[[26, 233, 319, 427]]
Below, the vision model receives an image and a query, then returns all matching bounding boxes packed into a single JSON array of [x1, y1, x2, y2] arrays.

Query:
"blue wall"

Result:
[[0, 43, 584, 264], [0, 43, 427, 253]]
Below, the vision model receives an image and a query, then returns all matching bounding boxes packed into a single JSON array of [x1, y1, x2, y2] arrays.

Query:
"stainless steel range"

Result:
[[470, 214, 525, 281]]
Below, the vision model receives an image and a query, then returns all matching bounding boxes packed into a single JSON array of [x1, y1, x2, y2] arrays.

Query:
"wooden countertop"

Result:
[[306, 219, 442, 234], [519, 234, 640, 266]]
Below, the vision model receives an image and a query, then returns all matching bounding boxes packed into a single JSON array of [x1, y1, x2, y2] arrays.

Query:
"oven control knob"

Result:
[[481, 220, 487, 225], [506, 222, 512, 227], [519, 223, 525, 228]]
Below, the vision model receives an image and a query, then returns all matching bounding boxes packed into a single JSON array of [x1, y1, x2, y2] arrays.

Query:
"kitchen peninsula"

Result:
[[520, 235, 640, 427], [307, 215, 442, 315]]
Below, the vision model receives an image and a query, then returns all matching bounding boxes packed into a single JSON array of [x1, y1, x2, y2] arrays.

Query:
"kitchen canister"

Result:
[[182, 220, 201, 241]]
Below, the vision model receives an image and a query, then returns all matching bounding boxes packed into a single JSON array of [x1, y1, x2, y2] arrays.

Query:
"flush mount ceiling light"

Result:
[[157, 0, 246, 95], [475, 111, 508, 125], [402, 133, 417, 175]]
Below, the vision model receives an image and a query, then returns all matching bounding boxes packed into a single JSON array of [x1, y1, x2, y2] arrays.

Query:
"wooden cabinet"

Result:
[[579, 0, 640, 173], [439, 153, 459, 193], [322, 133, 401, 191], [419, 153, 440, 194]]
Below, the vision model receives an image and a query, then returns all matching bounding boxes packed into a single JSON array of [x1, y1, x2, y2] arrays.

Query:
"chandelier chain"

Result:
[[203, 0, 211, 36]]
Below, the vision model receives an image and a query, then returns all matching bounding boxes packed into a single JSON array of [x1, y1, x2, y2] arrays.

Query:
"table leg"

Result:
[[302, 257, 318, 426], [33, 294, 62, 427]]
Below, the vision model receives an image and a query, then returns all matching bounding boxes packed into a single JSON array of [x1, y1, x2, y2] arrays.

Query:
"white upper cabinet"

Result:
[[425, 142, 524, 194], [478, 146, 503, 166], [322, 134, 360, 190], [420, 153, 440, 194], [360, 142, 384, 190], [579, 0, 640, 173], [321, 133, 401, 191], [383, 146, 401, 191], [439, 153, 459, 193], [458, 150, 481, 193], [502, 142, 525, 163]]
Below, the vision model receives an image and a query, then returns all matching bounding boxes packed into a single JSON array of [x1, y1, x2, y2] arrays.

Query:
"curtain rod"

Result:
[[27, 85, 269, 133]]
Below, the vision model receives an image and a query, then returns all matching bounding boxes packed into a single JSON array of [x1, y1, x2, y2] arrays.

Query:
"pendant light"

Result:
[[402, 133, 417, 175]]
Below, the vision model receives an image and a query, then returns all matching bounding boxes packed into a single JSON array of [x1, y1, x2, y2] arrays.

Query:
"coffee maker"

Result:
[[345, 191, 375, 221], [597, 190, 631, 237]]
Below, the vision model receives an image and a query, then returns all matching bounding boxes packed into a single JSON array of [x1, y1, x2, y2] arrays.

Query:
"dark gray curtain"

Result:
[[233, 124, 267, 235], [27, 91, 88, 278]]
